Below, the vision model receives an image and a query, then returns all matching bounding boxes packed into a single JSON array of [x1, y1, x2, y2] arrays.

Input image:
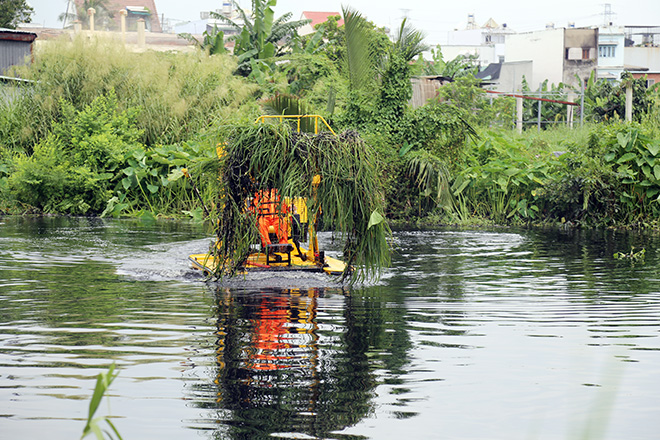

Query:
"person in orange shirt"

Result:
[[253, 188, 289, 249]]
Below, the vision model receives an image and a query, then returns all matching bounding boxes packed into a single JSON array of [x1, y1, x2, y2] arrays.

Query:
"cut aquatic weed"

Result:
[[204, 122, 390, 281], [81, 363, 122, 440], [613, 246, 646, 263]]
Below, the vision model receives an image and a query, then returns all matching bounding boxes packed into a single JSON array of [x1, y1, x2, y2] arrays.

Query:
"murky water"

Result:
[[1, 217, 659, 439]]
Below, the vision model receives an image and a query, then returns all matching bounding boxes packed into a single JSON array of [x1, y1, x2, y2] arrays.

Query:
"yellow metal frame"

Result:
[[255, 114, 336, 136]]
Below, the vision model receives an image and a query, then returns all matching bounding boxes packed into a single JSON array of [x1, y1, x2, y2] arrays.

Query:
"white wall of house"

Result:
[[625, 46, 660, 72], [597, 26, 626, 80], [441, 44, 500, 67], [445, 27, 511, 65], [447, 28, 482, 46], [498, 61, 533, 92], [505, 28, 565, 88]]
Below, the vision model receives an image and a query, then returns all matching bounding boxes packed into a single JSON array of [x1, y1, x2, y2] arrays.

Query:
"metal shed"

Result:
[[0, 28, 37, 74]]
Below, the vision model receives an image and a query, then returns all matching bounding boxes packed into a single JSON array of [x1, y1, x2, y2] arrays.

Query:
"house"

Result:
[[443, 14, 515, 67], [0, 28, 37, 74], [175, 3, 244, 37], [623, 26, 660, 87], [298, 11, 343, 36], [597, 25, 626, 81], [505, 26, 598, 89]]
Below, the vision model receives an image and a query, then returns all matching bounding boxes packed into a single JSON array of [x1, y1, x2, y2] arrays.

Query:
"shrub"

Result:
[[4, 35, 257, 152]]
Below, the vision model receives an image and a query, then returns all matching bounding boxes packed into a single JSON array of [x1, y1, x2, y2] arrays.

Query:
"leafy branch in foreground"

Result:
[[81, 363, 123, 440]]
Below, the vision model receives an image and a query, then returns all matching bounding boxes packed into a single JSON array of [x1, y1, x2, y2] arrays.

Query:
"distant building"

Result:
[[597, 25, 626, 81], [505, 26, 598, 89], [174, 3, 245, 37], [298, 11, 343, 36], [0, 28, 37, 74], [443, 14, 515, 67], [623, 26, 660, 87], [74, 0, 162, 32]]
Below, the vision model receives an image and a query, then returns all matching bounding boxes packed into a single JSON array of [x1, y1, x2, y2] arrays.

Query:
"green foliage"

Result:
[[0, 0, 33, 28], [520, 77, 573, 129], [7, 93, 141, 214], [206, 122, 390, 280], [81, 363, 123, 440], [583, 71, 655, 123], [451, 131, 560, 223], [613, 246, 646, 263], [283, 53, 337, 97], [178, 25, 227, 55], [112, 141, 216, 218], [376, 20, 428, 129], [436, 76, 515, 129], [4, 36, 255, 151], [602, 126, 660, 219], [212, 0, 310, 76], [419, 47, 479, 79]]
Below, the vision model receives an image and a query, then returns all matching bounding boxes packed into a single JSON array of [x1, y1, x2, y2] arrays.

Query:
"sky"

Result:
[[26, 0, 660, 45]]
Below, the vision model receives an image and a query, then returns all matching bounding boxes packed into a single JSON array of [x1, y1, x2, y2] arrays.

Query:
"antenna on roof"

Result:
[[602, 3, 616, 26]]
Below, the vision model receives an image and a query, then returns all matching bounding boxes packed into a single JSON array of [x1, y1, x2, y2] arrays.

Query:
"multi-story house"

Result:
[[504, 26, 598, 90]]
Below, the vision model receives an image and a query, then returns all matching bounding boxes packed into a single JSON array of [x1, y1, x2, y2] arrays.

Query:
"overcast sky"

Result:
[[27, 0, 660, 45]]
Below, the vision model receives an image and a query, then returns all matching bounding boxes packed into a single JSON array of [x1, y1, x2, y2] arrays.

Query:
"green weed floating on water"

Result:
[[81, 363, 123, 440], [613, 247, 646, 263]]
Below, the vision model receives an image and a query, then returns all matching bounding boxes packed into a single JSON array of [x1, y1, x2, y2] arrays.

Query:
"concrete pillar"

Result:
[[567, 92, 575, 129], [87, 8, 96, 32], [516, 97, 523, 133], [625, 85, 633, 122], [73, 21, 82, 33], [120, 9, 127, 43], [137, 19, 146, 49]]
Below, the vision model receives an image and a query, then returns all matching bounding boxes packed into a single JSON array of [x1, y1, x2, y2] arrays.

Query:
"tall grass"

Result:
[[4, 35, 259, 152]]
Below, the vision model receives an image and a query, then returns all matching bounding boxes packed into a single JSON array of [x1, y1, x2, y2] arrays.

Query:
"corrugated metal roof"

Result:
[[0, 29, 36, 75]]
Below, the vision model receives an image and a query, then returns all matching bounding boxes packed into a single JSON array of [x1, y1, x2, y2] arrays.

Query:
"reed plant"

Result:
[[5, 35, 258, 152]]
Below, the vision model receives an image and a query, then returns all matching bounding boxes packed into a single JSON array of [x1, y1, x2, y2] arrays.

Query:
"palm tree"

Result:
[[59, 0, 114, 30]]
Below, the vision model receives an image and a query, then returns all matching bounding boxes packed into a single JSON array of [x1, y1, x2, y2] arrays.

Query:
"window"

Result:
[[599, 45, 616, 58], [582, 48, 590, 59]]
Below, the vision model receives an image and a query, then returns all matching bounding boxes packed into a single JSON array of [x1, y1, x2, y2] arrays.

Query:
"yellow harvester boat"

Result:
[[189, 115, 350, 277]]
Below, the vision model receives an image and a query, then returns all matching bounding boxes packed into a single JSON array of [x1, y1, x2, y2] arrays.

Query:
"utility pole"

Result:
[[602, 3, 616, 26]]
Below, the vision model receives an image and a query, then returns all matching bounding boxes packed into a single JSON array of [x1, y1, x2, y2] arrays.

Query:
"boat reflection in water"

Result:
[[205, 287, 376, 439]]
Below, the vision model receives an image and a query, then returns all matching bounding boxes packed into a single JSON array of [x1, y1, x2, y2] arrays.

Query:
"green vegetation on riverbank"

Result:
[[1, 6, 659, 231]]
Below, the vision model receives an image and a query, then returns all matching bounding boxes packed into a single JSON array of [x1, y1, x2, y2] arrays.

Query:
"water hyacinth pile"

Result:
[[209, 122, 390, 281]]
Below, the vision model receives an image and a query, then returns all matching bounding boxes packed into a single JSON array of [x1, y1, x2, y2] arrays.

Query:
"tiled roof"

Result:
[[301, 11, 344, 28]]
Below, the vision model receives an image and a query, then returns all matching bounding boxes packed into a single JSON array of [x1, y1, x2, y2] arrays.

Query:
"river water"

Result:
[[1, 217, 659, 439]]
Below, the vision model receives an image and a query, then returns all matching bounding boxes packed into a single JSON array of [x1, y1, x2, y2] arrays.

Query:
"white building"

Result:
[[442, 14, 514, 67], [597, 25, 626, 81], [504, 26, 598, 89]]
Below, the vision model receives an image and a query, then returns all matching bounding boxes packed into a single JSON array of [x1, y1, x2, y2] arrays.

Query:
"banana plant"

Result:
[[211, 0, 310, 76]]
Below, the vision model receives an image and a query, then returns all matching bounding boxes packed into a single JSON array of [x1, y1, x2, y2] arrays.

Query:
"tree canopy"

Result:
[[0, 0, 33, 29]]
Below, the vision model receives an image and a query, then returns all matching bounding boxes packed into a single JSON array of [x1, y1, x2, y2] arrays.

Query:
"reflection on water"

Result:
[[195, 287, 375, 440], [1, 218, 660, 439]]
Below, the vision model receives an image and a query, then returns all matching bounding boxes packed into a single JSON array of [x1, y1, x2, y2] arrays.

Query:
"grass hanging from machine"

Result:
[[207, 121, 390, 281]]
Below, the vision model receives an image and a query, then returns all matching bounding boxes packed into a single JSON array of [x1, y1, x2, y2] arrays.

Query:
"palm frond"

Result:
[[406, 150, 452, 204], [342, 6, 376, 91], [261, 95, 316, 133], [394, 18, 429, 62]]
